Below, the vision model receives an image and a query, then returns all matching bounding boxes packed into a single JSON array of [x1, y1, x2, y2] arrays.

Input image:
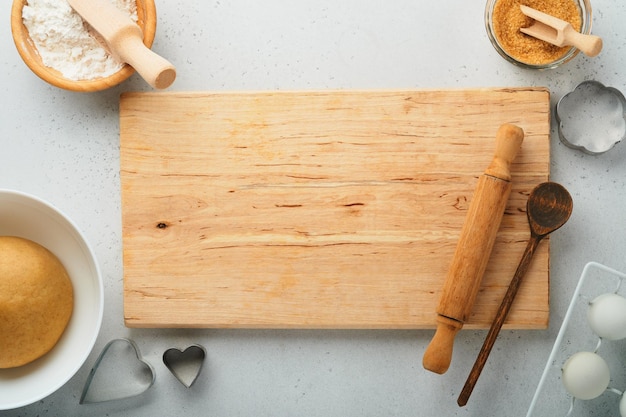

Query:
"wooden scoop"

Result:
[[67, 0, 176, 89], [457, 182, 573, 407], [519, 5, 602, 57]]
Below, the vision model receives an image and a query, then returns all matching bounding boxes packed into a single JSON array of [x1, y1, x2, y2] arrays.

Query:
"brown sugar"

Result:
[[492, 0, 583, 65]]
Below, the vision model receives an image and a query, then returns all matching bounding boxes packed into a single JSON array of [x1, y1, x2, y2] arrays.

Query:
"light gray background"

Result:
[[2, 1, 626, 415]]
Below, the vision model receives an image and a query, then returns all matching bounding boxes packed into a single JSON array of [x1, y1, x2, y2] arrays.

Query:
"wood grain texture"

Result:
[[119, 88, 550, 328]]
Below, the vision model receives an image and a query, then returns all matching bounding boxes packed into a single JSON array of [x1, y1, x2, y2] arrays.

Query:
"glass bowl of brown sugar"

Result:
[[485, 0, 592, 70]]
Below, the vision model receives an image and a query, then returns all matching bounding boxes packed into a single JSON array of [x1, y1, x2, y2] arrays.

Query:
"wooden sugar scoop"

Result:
[[422, 124, 524, 375], [520, 5, 603, 57], [67, 0, 176, 89]]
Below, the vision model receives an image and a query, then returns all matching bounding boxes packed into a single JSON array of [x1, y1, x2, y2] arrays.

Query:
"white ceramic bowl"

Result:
[[0, 189, 103, 410]]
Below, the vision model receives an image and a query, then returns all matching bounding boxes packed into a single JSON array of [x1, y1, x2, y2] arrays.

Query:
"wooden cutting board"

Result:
[[120, 88, 550, 329]]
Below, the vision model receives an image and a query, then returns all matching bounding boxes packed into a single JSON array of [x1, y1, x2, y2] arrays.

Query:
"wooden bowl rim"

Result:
[[10, 0, 157, 92]]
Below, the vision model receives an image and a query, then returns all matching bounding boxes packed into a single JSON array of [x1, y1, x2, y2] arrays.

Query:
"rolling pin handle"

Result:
[[484, 123, 524, 181], [422, 315, 463, 374]]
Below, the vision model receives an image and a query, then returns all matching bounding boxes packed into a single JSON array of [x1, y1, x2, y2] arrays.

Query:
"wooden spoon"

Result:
[[457, 181, 573, 407], [519, 5, 602, 57], [67, 0, 176, 89]]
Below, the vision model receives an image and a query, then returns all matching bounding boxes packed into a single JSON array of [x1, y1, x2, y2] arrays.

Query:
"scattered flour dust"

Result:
[[22, 0, 138, 80]]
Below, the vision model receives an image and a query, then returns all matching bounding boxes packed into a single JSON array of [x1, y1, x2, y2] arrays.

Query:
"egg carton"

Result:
[[527, 262, 626, 417]]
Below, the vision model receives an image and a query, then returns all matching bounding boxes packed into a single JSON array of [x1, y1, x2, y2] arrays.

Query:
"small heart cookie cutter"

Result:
[[80, 339, 155, 404], [162, 344, 206, 388]]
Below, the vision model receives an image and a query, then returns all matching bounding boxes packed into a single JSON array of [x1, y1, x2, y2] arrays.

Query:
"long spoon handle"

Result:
[[457, 234, 542, 407]]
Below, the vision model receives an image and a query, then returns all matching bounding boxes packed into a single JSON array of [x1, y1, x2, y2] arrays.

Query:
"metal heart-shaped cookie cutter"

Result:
[[556, 80, 626, 155], [162, 344, 206, 388], [80, 339, 155, 404]]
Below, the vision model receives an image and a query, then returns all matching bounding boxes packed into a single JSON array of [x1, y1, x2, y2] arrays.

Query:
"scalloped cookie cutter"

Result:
[[556, 80, 626, 155]]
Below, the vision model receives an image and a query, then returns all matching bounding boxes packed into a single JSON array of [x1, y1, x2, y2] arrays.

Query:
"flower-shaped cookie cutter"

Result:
[[556, 80, 626, 155]]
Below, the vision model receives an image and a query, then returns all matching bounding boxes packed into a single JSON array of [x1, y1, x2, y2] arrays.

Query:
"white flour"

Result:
[[22, 0, 138, 81]]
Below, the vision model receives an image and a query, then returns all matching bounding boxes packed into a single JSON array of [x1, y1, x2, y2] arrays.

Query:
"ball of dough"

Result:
[[0, 236, 74, 368]]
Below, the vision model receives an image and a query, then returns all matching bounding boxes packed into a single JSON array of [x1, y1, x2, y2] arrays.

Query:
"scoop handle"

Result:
[[67, 0, 176, 89], [564, 27, 603, 57], [114, 33, 177, 89]]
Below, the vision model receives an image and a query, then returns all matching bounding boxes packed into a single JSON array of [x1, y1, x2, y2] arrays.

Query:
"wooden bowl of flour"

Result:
[[10, 0, 156, 92]]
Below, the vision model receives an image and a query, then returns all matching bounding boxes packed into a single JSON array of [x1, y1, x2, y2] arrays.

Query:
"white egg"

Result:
[[561, 351, 610, 400], [587, 293, 626, 340], [620, 393, 626, 417]]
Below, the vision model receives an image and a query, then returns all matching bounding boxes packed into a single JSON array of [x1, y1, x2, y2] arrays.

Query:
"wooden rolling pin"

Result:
[[422, 123, 524, 374], [67, 0, 176, 89]]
